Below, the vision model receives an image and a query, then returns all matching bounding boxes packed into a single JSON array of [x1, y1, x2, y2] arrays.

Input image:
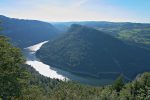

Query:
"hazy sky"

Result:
[[0, 0, 150, 22]]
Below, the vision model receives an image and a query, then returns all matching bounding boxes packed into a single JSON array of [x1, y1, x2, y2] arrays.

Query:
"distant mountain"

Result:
[[0, 15, 60, 48], [53, 21, 150, 35], [37, 24, 150, 80], [53, 21, 150, 49]]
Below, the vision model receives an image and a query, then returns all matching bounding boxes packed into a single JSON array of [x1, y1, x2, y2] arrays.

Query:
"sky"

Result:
[[0, 0, 150, 23]]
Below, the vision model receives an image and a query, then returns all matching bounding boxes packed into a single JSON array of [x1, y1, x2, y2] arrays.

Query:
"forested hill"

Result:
[[0, 15, 60, 48], [0, 35, 150, 100], [53, 21, 150, 49], [37, 24, 150, 80]]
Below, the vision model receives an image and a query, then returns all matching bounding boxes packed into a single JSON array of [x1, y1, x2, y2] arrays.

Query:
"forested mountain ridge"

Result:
[[0, 15, 60, 48], [53, 22, 150, 49], [0, 35, 150, 100], [1, 15, 149, 49], [37, 24, 150, 80]]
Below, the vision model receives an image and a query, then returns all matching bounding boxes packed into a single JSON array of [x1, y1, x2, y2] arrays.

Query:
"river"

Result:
[[23, 41, 113, 86]]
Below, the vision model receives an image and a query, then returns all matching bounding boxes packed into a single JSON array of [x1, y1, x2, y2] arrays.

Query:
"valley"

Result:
[[37, 24, 150, 81], [1, 15, 150, 85], [24, 41, 115, 85], [1, 0, 150, 99], [0, 15, 150, 99]]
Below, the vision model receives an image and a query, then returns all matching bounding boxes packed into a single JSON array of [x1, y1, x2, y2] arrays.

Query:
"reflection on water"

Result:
[[23, 41, 113, 86], [24, 41, 68, 80]]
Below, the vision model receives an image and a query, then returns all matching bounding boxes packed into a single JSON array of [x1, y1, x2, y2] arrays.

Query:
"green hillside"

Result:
[[37, 24, 150, 80], [0, 15, 60, 48], [0, 35, 150, 100], [80, 22, 150, 49], [53, 22, 150, 49]]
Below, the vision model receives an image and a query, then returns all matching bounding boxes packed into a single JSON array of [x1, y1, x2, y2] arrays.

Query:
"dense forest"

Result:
[[37, 24, 150, 80], [0, 30, 150, 100], [53, 22, 150, 49]]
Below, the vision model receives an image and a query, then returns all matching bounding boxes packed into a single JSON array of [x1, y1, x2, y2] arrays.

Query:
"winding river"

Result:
[[23, 41, 113, 86]]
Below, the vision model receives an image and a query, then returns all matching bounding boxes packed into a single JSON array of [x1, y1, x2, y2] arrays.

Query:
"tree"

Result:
[[112, 75, 124, 93], [135, 73, 150, 100], [0, 35, 25, 100]]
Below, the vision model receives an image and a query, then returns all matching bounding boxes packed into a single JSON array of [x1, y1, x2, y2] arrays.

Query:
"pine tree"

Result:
[[0, 35, 25, 99], [112, 75, 124, 93]]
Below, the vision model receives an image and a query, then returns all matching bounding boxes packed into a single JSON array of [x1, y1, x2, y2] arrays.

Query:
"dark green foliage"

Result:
[[0, 36, 149, 99], [0, 35, 60, 99], [53, 21, 150, 49], [18, 64, 61, 100], [132, 73, 150, 99], [119, 72, 150, 100], [0, 21, 150, 99], [0, 36, 27, 99], [112, 75, 124, 92], [31, 72, 150, 100], [48, 72, 150, 100], [37, 24, 150, 81]]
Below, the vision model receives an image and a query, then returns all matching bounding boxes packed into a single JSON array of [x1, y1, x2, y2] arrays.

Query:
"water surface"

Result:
[[24, 41, 113, 85]]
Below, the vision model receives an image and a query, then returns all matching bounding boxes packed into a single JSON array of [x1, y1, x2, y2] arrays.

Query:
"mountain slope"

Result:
[[0, 15, 59, 48], [53, 21, 150, 49], [1, 34, 150, 99], [37, 24, 150, 80]]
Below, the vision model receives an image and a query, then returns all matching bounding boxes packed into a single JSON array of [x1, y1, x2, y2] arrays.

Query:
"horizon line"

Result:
[[1, 14, 150, 24]]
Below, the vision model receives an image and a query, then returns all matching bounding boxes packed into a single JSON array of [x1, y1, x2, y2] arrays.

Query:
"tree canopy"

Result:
[[0, 35, 26, 99]]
